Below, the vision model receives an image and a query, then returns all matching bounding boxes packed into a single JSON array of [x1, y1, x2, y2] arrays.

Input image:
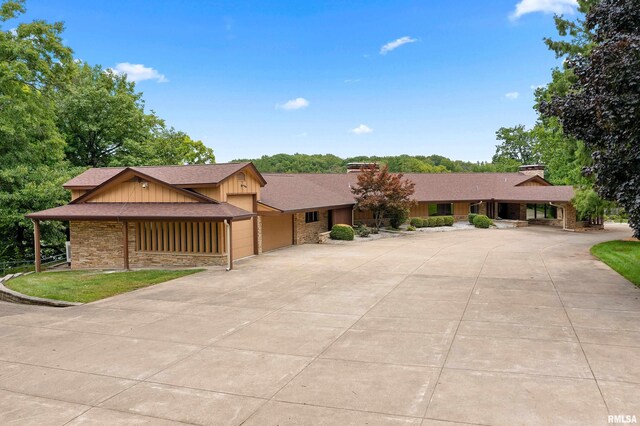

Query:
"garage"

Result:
[[262, 214, 293, 252], [226, 195, 255, 259]]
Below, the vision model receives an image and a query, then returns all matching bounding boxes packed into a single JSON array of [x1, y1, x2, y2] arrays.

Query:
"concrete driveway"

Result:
[[0, 224, 638, 425]]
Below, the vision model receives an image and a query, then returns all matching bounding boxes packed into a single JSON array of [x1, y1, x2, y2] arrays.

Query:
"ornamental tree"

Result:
[[541, 0, 640, 237], [351, 164, 416, 230]]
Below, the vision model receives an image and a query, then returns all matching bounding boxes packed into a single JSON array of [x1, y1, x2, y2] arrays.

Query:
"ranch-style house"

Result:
[[27, 163, 577, 271]]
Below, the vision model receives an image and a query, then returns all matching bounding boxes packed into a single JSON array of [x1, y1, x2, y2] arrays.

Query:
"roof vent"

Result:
[[518, 164, 545, 179]]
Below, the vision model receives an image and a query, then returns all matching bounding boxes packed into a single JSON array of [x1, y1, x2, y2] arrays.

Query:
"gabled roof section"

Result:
[[515, 175, 552, 187], [64, 162, 267, 189], [72, 168, 216, 204]]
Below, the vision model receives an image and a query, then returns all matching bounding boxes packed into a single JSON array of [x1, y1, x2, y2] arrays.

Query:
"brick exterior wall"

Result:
[[294, 210, 329, 244], [70, 221, 226, 270]]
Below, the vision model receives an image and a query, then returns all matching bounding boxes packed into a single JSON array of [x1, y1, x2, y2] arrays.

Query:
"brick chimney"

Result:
[[346, 162, 379, 173], [518, 164, 545, 179]]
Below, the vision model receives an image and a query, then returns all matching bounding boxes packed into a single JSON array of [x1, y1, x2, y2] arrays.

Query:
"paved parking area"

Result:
[[0, 224, 638, 425]]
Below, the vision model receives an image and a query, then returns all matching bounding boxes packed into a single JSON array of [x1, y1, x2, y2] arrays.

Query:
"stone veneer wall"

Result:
[[70, 221, 124, 269], [69, 221, 226, 269], [564, 203, 577, 230], [256, 216, 263, 254], [294, 210, 329, 244]]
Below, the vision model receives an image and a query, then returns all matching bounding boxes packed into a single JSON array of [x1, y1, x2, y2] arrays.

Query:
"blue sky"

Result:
[[16, 0, 579, 163]]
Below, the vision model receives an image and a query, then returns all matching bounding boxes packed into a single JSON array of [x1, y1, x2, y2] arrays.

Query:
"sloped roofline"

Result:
[[72, 168, 217, 204]]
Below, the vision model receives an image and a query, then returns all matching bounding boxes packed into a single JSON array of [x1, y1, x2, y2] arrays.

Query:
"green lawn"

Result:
[[4, 269, 204, 303], [591, 240, 640, 287]]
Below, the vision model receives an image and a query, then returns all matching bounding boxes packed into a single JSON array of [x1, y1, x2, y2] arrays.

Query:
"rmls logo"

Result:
[[609, 415, 638, 424]]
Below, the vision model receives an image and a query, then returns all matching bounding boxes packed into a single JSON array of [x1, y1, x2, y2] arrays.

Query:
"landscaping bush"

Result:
[[468, 213, 478, 224], [356, 225, 371, 238], [427, 217, 438, 227], [388, 208, 409, 229], [330, 224, 355, 240], [473, 214, 493, 229], [443, 216, 454, 226], [410, 218, 423, 228], [436, 217, 445, 226], [407, 225, 416, 231]]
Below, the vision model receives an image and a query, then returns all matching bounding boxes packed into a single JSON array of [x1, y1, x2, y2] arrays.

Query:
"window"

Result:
[[526, 204, 557, 220], [469, 203, 480, 214], [428, 203, 453, 216], [237, 172, 246, 181], [305, 211, 319, 223], [136, 222, 221, 254]]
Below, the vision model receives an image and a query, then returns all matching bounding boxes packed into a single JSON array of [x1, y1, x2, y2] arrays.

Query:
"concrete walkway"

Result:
[[0, 224, 638, 425]]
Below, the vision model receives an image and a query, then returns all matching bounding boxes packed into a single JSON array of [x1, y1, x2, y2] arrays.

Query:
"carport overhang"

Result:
[[26, 203, 255, 273]]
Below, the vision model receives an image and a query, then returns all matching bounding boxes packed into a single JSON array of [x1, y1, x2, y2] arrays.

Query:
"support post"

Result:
[[122, 221, 129, 270], [32, 219, 41, 273], [224, 219, 233, 271]]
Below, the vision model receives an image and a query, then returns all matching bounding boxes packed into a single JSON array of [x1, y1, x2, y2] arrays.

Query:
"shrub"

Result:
[[410, 218, 422, 228], [388, 208, 409, 229], [427, 217, 438, 227], [443, 216, 454, 226], [407, 225, 416, 231], [473, 214, 493, 229], [420, 218, 429, 227], [468, 213, 478, 224], [356, 225, 371, 237], [330, 224, 355, 240], [436, 217, 445, 226]]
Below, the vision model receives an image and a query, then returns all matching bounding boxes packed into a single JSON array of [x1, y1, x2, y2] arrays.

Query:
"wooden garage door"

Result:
[[227, 195, 255, 259], [262, 214, 293, 252]]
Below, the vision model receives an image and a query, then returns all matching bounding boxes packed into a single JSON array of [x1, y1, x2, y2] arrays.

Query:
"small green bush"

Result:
[[468, 213, 478, 224], [356, 225, 371, 237], [407, 225, 416, 231], [473, 214, 493, 229], [443, 216, 454, 226], [330, 224, 355, 240], [427, 217, 438, 227], [388, 209, 409, 229], [436, 217, 445, 226], [410, 218, 422, 228]]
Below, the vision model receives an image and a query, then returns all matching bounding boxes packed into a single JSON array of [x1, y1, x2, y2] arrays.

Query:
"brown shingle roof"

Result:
[[26, 203, 254, 221], [259, 172, 574, 211], [64, 162, 265, 188]]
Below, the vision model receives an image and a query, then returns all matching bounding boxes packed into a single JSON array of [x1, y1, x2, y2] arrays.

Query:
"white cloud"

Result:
[[380, 36, 418, 55], [112, 63, 168, 83], [510, 0, 578, 20], [505, 92, 520, 100], [276, 97, 309, 110], [350, 124, 373, 134]]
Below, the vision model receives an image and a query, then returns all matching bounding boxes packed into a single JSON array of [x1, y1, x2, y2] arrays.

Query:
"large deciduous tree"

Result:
[[492, 125, 541, 170], [541, 0, 640, 237], [351, 165, 416, 230], [0, 0, 75, 262]]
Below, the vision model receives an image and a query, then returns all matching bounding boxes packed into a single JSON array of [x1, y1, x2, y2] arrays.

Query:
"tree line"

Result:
[[1, 0, 214, 263], [233, 153, 504, 174]]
